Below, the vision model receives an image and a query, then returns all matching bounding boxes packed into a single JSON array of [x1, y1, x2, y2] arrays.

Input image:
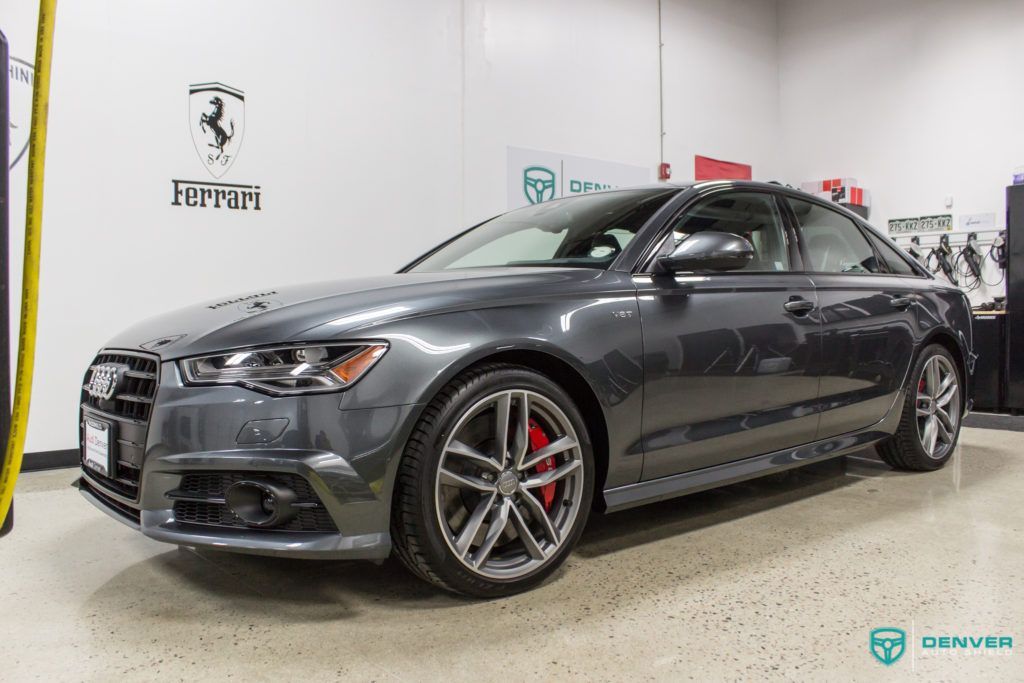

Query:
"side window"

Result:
[[664, 192, 790, 272], [786, 198, 882, 274], [864, 230, 918, 275]]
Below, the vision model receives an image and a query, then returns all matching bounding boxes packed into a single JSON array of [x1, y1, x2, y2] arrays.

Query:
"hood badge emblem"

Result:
[[141, 334, 186, 351]]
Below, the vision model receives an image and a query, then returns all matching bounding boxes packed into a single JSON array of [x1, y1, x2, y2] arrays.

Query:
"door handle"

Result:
[[890, 296, 913, 309], [783, 298, 815, 315]]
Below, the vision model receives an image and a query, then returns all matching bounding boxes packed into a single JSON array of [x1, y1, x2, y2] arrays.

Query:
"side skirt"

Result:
[[603, 391, 907, 513], [603, 428, 888, 513]]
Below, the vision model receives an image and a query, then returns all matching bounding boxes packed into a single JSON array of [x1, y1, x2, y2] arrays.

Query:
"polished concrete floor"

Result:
[[2, 427, 1022, 681]]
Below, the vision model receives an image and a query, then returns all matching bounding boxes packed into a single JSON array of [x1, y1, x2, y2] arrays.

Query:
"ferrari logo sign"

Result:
[[189, 82, 245, 178]]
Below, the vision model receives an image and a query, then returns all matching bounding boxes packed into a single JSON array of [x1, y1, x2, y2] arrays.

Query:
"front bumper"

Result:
[[79, 359, 420, 560]]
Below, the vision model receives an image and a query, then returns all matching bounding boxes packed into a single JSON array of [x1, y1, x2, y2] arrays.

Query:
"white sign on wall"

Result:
[[506, 146, 651, 210], [958, 212, 997, 231]]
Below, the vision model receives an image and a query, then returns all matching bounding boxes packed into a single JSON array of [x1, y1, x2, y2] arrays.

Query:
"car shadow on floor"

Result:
[[166, 541, 461, 610], [575, 448, 891, 558]]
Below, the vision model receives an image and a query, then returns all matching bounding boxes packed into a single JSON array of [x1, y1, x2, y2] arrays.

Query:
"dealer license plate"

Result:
[[83, 419, 111, 477]]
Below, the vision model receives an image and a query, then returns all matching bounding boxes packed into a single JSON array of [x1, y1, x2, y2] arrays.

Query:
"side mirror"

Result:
[[656, 231, 754, 273]]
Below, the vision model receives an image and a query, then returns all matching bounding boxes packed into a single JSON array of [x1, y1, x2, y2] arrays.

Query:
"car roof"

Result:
[[607, 179, 807, 194], [603, 180, 876, 227]]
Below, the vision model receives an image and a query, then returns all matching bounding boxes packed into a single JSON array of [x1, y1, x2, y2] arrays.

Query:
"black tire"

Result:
[[877, 344, 963, 471], [390, 362, 595, 598]]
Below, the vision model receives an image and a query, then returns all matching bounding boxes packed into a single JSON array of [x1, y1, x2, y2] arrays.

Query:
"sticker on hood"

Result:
[[239, 298, 282, 315], [206, 291, 278, 311]]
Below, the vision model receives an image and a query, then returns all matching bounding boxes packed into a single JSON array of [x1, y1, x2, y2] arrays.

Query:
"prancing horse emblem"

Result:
[[188, 82, 245, 179], [200, 97, 234, 160]]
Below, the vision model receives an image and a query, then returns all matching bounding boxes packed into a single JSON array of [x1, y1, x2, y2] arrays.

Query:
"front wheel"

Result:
[[391, 363, 594, 597], [877, 344, 963, 471]]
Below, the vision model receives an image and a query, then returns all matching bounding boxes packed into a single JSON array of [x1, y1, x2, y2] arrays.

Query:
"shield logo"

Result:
[[8, 56, 34, 170], [523, 166, 556, 204], [188, 82, 245, 178], [140, 334, 186, 351], [870, 628, 906, 666]]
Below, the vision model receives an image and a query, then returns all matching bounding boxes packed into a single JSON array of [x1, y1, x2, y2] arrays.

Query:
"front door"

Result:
[[636, 190, 821, 481]]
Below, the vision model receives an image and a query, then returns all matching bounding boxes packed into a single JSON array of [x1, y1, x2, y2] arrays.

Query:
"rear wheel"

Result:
[[877, 344, 962, 470], [391, 363, 594, 597]]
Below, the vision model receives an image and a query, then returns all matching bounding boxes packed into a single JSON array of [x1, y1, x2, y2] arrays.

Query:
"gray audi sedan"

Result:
[[78, 181, 973, 597]]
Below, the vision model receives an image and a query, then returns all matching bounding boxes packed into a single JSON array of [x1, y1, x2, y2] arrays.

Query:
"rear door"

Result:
[[635, 189, 821, 480], [782, 196, 918, 438]]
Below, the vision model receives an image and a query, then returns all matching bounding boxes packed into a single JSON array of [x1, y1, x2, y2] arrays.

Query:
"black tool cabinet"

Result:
[[1000, 185, 1024, 412], [970, 311, 1004, 411]]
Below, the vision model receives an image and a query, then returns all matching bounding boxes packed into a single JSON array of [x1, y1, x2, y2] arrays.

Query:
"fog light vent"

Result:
[[225, 479, 298, 528]]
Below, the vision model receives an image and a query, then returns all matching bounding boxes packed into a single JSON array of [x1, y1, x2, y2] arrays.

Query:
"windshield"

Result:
[[409, 189, 677, 272]]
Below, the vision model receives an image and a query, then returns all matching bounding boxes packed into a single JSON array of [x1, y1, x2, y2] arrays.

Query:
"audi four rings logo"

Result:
[[86, 364, 125, 401]]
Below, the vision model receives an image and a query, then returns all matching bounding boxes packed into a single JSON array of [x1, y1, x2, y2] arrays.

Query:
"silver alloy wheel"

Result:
[[915, 354, 960, 459], [434, 389, 584, 580]]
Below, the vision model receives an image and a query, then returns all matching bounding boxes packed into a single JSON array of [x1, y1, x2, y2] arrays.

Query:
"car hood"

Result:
[[104, 268, 609, 360]]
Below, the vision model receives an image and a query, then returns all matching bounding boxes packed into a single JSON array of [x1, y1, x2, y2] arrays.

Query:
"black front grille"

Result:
[[82, 352, 159, 421], [171, 472, 338, 533], [80, 350, 160, 502], [85, 464, 139, 499]]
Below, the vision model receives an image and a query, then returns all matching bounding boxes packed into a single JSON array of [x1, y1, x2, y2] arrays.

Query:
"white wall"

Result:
[[462, 0, 662, 225], [662, 0, 781, 182], [779, 0, 1024, 301]]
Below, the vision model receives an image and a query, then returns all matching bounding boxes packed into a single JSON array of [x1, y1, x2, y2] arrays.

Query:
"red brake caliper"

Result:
[[527, 419, 557, 511]]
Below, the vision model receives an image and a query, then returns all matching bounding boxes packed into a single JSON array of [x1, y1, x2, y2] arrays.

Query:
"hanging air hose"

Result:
[[983, 231, 1007, 287], [953, 232, 983, 292], [925, 234, 958, 286], [0, 0, 57, 534]]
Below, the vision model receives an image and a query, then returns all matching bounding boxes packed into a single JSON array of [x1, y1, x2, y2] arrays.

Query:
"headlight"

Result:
[[180, 343, 388, 395]]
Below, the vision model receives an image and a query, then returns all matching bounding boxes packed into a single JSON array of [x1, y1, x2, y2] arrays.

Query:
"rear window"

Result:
[[864, 230, 919, 276], [786, 198, 882, 274]]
